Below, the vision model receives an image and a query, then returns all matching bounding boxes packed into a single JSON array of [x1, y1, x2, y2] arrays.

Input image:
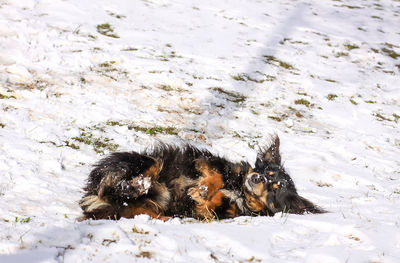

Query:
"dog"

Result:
[[79, 135, 325, 221]]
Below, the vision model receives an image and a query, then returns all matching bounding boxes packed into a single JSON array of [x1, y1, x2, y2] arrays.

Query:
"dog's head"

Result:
[[243, 135, 325, 215]]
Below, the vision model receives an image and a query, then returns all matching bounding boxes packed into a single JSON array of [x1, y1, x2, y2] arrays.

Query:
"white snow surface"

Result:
[[1, 0, 400, 262]]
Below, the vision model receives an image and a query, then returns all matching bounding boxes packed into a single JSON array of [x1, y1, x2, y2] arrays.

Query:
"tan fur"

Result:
[[170, 176, 197, 200], [143, 157, 163, 180], [193, 190, 226, 220], [79, 195, 112, 212], [188, 159, 227, 219], [244, 190, 268, 212], [118, 181, 171, 220], [152, 182, 171, 211]]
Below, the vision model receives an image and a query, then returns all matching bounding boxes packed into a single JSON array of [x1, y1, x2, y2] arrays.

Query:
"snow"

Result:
[[0, 0, 399, 262]]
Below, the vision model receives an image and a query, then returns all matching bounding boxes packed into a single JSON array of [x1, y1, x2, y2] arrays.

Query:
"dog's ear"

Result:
[[256, 135, 281, 168]]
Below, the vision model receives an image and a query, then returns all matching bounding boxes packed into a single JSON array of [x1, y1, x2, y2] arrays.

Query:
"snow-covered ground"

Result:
[[1, 0, 399, 262]]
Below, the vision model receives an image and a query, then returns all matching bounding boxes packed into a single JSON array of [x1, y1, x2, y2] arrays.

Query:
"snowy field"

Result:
[[1, 0, 400, 262]]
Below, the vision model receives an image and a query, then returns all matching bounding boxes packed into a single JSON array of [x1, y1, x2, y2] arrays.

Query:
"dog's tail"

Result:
[[268, 191, 327, 215], [78, 195, 117, 221]]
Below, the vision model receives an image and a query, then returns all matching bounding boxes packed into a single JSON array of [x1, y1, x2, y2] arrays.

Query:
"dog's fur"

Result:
[[79, 136, 325, 221]]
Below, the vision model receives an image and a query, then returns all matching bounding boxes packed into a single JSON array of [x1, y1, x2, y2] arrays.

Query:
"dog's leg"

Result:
[[119, 182, 171, 221], [93, 153, 162, 198], [188, 159, 228, 219], [78, 195, 118, 220], [119, 203, 169, 221], [79, 152, 164, 220]]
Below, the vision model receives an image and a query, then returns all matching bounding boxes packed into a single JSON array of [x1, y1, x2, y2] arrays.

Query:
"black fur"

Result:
[[79, 136, 325, 221]]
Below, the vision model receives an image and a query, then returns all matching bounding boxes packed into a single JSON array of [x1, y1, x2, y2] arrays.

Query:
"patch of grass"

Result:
[[268, 114, 288, 122], [280, 38, 309, 45], [96, 23, 119, 38], [102, 239, 117, 247], [297, 92, 309, 97], [393, 113, 400, 122], [231, 73, 266, 83], [325, 79, 338, 83], [232, 72, 275, 83], [294, 98, 311, 107], [263, 74, 276, 81], [364, 100, 377, 104], [64, 140, 80, 150], [337, 5, 362, 9], [157, 55, 169, 62], [106, 121, 123, 127], [371, 16, 383, 20], [347, 234, 361, 241], [0, 94, 16, 99], [349, 99, 358, 105], [132, 226, 150, 234], [15, 217, 31, 223], [71, 128, 119, 154], [40, 139, 80, 150], [374, 113, 392, 122], [334, 51, 349, 58], [268, 116, 281, 122], [381, 47, 400, 59], [146, 127, 177, 136], [157, 84, 173, 91], [246, 256, 262, 262], [344, 43, 360, 51], [327, 94, 338, 101], [130, 125, 178, 136], [263, 55, 295, 70], [211, 87, 246, 104], [231, 74, 247, 81], [374, 112, 399, 123], [121, 47, 138, 51], [106, 121, 179, 136], [192, 74, 204, 80], [88, 34, 97, 40], [136, 251, 153, 259], [93, 61, 129, 80], [313, 181, 333, 187], [384, 43, 400, 49], [99, 61, 117, 69], [107, 11, 126, 19]]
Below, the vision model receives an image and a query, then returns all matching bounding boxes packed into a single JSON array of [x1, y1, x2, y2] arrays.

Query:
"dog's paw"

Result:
[[188, 184, 209, 202], [79, 195, 112, 213], [198, 185, 209, 199], [129, 174, 152, 196]]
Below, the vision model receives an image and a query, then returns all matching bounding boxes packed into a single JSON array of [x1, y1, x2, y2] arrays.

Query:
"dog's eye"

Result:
[[251, 173, 265, 184]]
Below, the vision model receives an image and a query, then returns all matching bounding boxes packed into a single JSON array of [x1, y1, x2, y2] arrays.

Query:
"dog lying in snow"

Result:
[[79, 135, 325, 221]]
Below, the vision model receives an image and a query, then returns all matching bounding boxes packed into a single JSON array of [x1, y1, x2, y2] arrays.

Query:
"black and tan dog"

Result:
[[79, 136, 325, 221]]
